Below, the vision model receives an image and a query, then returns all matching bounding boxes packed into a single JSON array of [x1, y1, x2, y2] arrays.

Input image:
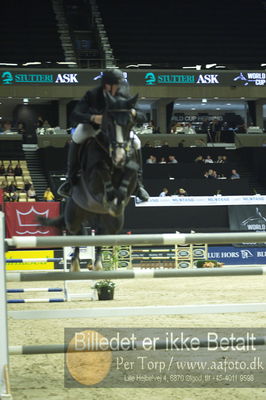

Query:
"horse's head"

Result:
[[101, 91, 138, 167]]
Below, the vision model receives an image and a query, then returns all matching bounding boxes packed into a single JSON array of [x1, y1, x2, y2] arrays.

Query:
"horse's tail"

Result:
[[37, 215, 65, 230]]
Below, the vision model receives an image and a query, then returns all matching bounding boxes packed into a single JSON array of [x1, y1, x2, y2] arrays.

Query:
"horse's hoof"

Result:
[[70, 258, 80, 272]]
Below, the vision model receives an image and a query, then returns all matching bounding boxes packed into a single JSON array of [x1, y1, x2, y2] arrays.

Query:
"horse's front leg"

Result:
[[92, 214, 124, 270], [98, 163, 116, 202], [70, 246, 80, 272], [94, 246, 103, 270], [118, 166, 137, 201]]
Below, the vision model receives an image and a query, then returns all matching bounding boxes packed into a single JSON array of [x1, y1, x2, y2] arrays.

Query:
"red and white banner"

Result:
[[5, 202, 61, 238], [0, 189, 3, 210]]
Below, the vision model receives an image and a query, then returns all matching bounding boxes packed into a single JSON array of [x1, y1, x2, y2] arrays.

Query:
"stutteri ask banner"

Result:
[[5, 202, 61, 238]]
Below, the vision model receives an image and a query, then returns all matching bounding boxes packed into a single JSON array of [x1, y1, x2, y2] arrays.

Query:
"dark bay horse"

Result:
[[39, 92, 139, 270]]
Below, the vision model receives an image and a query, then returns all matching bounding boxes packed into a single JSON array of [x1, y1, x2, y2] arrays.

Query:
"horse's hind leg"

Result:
[[64, 197, 88, 234]]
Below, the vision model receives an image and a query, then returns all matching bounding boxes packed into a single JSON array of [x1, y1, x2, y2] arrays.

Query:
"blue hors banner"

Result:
[[208, 246, 266, 265]]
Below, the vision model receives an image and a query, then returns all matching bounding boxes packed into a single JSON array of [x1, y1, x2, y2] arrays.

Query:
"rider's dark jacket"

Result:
[[70, 85, 146, 129]]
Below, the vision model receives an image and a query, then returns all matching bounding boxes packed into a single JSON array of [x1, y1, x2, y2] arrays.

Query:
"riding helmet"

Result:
[[101, 69, 124, 85]]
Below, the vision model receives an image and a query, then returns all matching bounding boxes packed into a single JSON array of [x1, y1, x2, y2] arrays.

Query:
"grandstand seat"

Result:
[[18, 193, 27, 202]]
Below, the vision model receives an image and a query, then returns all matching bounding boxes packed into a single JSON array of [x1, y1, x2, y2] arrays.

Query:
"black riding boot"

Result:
[[135, 149, 149, 202], [57, 141, 81, 198]]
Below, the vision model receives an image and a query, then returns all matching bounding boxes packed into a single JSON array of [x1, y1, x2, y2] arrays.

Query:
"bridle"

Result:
[[101, 94, 138, 168]]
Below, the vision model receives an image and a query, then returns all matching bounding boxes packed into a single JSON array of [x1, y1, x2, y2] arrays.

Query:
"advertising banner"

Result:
[[228, 205, 266, 231], [208, 245, 266, 265], [5, 250, 55, 270], [1, 69, 266, 87], [136, 196, 266, 207], [5, 202, 61, 238], [0, 189, 3, 210], [228, 205, 266, 247]]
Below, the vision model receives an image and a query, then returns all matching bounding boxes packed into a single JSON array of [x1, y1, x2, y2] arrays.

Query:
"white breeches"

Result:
[[72, 123, 141, 150]]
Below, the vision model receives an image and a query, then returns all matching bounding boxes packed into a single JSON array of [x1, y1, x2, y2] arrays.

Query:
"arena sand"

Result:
[[7, 274, 266, 400]]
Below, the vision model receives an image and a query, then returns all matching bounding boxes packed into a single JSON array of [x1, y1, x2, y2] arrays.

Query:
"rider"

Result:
[[58, 69, 149, 202]]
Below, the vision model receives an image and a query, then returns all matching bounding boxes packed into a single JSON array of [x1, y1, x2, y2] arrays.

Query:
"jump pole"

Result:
[[7, 288, 63, 293], [6, 231, 266, 248], [6, 266, 266, 282], [6, 258, 62, 263], [7, 299, 65, 304], [0, 212, 11, 399], [8, 302, 266, 320], [9, 335, 266, 355]]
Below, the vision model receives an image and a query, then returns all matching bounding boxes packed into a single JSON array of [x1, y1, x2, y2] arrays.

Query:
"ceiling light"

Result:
[[216, 108, 221, 110], [22, 62, 41, 66], [196, 65, 202, 70], [261, 64, 266, 67], [215, 65, 226, 68], [214, 97, 219, 99], [56, 61, 77, 65], [227, 103, 231, 106], [0, 63, 18, 66], [191, 108, 196, 110], [23, 98, 29, 103], [206, 63, 217, 69], [35, 97, 40, 99], [187, 97, 192, 99], [182, 66, 198, 69], [240, 97, 245, 99], [126, 63, 152, 68], [202, 98, 207, 103]]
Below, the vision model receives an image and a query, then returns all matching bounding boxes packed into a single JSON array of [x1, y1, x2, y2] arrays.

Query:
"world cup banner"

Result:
[[5, 202, 61, 238], [228, 205, 266, 247]]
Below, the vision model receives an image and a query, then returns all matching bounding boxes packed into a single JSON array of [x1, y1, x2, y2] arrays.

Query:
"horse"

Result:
[[39, 92, 139, 271]]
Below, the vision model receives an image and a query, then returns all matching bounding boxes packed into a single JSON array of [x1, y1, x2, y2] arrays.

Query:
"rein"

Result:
[[94, 133, 109, 155]]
